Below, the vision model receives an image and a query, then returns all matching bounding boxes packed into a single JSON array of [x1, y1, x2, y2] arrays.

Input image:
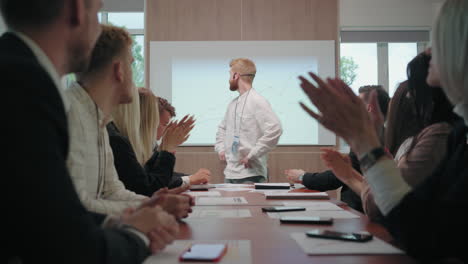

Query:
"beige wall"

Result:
[[145, 0, 339, 183]]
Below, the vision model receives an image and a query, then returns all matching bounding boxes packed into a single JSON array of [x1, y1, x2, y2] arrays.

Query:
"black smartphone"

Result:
[[306, 229, 373, 242], [262, 206, 306, 212], [280, 216, 333, 225]]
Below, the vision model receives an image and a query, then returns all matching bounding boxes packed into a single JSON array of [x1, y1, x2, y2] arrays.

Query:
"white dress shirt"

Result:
[[66, 83, 147, 215], [215, 88, 282, 180]]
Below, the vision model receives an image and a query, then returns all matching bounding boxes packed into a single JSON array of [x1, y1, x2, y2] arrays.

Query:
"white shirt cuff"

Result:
[[364, 159, 412, 215], [182, 176, 191, 186]]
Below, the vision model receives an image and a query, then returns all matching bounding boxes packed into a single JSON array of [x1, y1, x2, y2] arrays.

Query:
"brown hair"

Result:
[[157, 97, 176, 117], [229, 58, 257, 84], [384, 81, 420, 156], [78, 24, 132, 77]]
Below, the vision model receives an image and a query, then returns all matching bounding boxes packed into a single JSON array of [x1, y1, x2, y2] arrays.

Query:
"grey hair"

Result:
[[432, 0, 468, 105]]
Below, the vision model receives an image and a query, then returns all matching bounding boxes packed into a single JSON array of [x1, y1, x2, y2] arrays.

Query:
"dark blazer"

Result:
[[2, 33, 149, 264], [148, 143, 186, 188], [107, 122, 179, 196], [385, 121, 468, 262], [302, 152, 363, 212]]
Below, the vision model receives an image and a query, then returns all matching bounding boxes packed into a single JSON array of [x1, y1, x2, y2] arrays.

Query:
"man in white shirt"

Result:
[[67, 25, 192, 217], [215, 58, 282, 183]]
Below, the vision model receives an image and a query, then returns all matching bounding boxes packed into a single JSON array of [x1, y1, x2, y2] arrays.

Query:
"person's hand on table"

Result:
[[139, 186, 194, 219], [284, 169, 305, 183], [120, 205, 179, 254], [189, 168, 211, 185]]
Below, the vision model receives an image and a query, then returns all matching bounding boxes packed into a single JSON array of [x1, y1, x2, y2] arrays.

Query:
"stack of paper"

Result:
[[187, 208, 252, 219], [214, 184, 254, 192], [266, 192, 329, 200], [195, 197, 248, 206], [186, 191, 222, 197], [281, 201, 343, 211], [290, 233, 403, 255]]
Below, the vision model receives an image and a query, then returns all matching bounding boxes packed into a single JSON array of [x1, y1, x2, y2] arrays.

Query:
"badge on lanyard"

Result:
[[231, 135, 240, 155]]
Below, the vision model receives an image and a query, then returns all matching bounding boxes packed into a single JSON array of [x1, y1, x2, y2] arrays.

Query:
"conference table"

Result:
[[145, 185, 417, 264]]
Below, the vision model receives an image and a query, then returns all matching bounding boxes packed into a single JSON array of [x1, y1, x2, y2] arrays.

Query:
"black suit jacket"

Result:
[[107, 122, 179, 196], [2, 33, 149, 264], [302, 152, 363, 212]]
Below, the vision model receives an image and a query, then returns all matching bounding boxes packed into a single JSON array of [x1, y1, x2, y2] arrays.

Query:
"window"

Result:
[[107, 12, 144, 29], [132, 35, 145, 87], [340, 43, 378, 94], [101, 12, 146, 87], [388, 43, 418, 96]]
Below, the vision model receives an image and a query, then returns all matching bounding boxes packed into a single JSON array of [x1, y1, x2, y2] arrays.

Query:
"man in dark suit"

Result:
[[2, 0, 178, 263], [284, 86, 390, 213]]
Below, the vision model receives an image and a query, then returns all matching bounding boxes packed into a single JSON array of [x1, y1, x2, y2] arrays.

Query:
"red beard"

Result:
[[229, 79, 238, 91]]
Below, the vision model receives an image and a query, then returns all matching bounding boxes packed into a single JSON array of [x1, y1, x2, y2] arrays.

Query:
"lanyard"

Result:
[[233, 89, 252, 135]]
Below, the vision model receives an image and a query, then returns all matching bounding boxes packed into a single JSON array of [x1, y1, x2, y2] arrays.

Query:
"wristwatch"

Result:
[[359, 147, 387, 171]]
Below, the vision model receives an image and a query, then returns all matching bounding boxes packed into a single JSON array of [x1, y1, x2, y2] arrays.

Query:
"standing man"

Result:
[[215, 58, 282, 183]]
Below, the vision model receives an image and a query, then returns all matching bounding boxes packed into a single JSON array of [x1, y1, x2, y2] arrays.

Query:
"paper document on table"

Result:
[[186, 191, 222, 197], [215, 184, 252, 188], [266, 192, 329, 199], [196, 197, 248, 205], [281, 201, 343, 211], [267, 210, 359, 219], [218, 187, 253, 192], [290, 233, 403, 255], [250, 189, 292, 194], [143, 240, 252, 264], [188, 208, 252, 219]]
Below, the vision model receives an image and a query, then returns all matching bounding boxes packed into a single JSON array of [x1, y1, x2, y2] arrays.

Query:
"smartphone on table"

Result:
[[179, 243, 228, 262], [261, 206, 306, 212], [280, 216, 333, 225], [306, 229, 373, 242]]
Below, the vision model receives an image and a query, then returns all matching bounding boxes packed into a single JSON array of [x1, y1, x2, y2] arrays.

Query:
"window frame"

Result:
[[340, 30, 430, 95]]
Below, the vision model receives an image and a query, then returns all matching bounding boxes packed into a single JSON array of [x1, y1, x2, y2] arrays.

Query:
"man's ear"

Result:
[[114, 61, 124, 83], [69, 0, 86, 27]]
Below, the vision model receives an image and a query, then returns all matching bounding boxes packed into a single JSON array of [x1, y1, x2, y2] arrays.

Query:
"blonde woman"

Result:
[[297, 0, 467, 261], [108, 87, 194, 219], [151, 96, 212, 187], [138, 89, 192, 188]]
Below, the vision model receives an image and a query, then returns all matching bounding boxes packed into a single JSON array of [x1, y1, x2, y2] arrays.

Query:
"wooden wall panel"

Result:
[[242, 0, 338, 40], [147, 0, 242, 41], [146, 0, 339, 184], [174, 146, 331, 184]]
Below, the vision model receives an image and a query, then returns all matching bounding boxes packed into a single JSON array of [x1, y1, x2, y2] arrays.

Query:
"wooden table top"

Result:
[[168, 188, 416, 264]]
